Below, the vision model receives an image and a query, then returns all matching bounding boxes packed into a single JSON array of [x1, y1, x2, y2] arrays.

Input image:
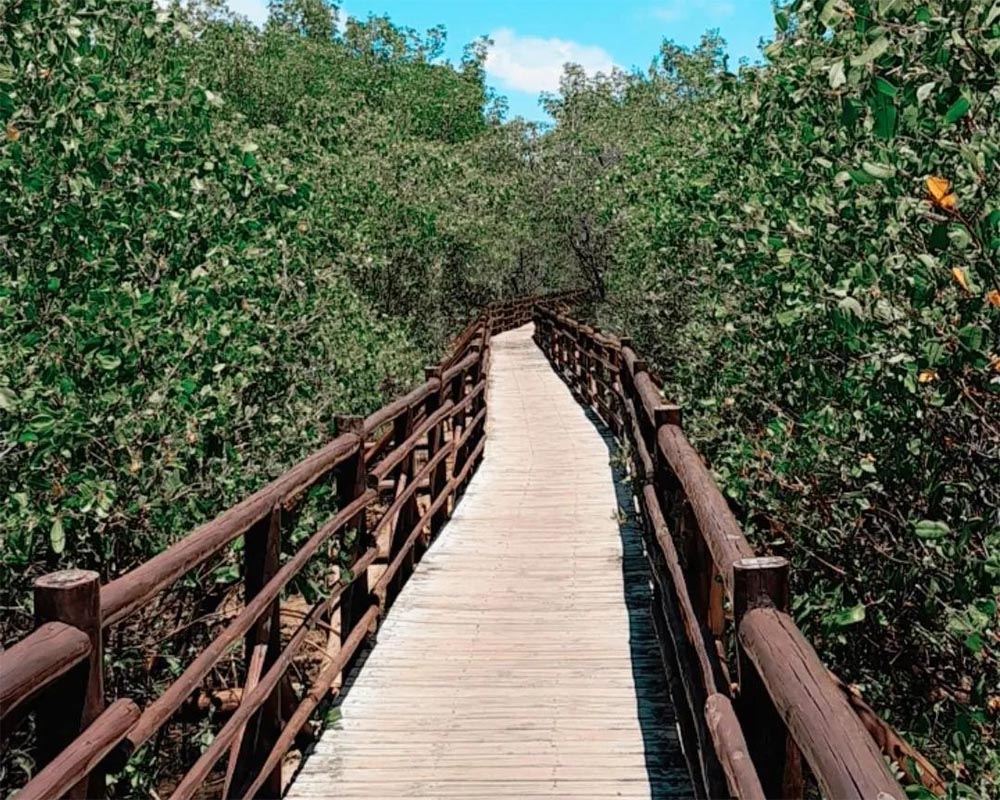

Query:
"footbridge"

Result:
[[2, 293, 938, 800]]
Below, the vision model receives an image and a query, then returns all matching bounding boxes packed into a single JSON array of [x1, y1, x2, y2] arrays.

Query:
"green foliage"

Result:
[[0, 2, 563, 790], [2, 0, 998, 794], [531, 2, 999, 792]]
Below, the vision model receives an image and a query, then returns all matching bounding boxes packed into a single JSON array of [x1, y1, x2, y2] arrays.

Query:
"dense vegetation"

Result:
[[0, 0, 556, 632], [530, 2, 999, 794], [1, 0, 997, 795]]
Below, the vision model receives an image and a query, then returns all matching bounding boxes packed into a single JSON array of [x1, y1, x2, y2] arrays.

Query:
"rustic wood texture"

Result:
[[33, 569, 105, 798], [16, 699, 140, 800], [0, 622, 91, 727], [739, 607, 904, 800], [704, 694, 766, 800], [288, 324, 691, 799]]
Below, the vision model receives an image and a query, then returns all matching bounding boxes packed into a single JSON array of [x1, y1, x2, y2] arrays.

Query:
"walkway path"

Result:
[[288, 324, 691, 799]]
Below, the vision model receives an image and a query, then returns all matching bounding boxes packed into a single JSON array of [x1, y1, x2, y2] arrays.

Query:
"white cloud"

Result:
[[485, 28, 617, 94], [652, 1, 736, 23], [223, 0, 268, 25]]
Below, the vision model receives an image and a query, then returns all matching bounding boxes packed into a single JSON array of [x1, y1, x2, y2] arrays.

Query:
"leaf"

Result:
[[28, 414, 55, 434], [820, 0, 845, 28], [852, 36, 890, 66], [944, 96, 971, 124], [50, 517, 65, 554], [0, 386, 16, 412], [914, 520, 950, 540], [828, 604, 866, 627], [873, 96, 897, 139], [951, 267, 971, 294], [829, 61, 846, 89], [838, 296, 865, 318], [874, 77, 897, 97], [916, 81, 936, 104], [96, 353, 122, 371], [926, 176, 957, 211], [862, 161, 895, 180]]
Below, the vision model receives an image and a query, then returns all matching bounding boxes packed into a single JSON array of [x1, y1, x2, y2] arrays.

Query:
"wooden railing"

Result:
[[0, 290, 579, 800], [533, 304, 944, 800]]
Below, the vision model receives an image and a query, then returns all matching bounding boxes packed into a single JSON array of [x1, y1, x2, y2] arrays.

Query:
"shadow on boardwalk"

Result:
[[584, 405, 695, 800]]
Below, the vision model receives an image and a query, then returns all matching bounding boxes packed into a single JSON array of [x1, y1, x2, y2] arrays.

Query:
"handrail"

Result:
[[531, 304, 931, 800], [100, 433, 361, 627], [5, 289, 927, 800], [2, 291, 541, 799], [739, 607, 902, 799], [17, 699, 140, 800], [0, 622, 91, 725]]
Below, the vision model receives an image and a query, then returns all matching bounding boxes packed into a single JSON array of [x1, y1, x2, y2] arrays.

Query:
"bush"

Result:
[[532, 2, 998, 792]]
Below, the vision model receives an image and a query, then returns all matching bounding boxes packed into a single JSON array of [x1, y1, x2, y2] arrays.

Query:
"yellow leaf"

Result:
[[926, 175, 958, 211], [987, 289, 1000, 308], [951, 267, 971, 293], [918, 370, 937, 384], [5, 124, 19, 142]]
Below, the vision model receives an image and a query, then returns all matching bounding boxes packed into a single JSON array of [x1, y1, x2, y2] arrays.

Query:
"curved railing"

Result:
[[533, 304, 944, 800], [0, 290, 579, 800]]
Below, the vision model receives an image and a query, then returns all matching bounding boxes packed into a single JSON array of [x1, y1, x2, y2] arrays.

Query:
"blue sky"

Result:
[[226, 0, 778, 120]]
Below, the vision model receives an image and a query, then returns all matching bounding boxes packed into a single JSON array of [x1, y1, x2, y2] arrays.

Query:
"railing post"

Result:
[[389, 405, 417, 604], [424, 366, 449, 540], [734, 556, 803, 799], [336, 416, 372, 681], [33, 569, 104, 799], [449, 364, 467, 493], [238, 506, 283, 798], [589, 327, 601, 408], [572, 326, 583, 389]]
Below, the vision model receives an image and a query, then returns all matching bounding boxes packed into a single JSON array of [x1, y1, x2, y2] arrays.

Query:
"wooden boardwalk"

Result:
[[288, 324, 692, 799]]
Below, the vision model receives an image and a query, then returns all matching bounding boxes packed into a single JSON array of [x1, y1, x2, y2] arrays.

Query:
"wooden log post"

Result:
[[336, 415, 373, 682], [617, 337, 634, 435], [33, 569, 104, 799], [388, 405, 417, 605], [17, 699, 140, 800], [474, 341, 489, 471], [449, 365, 467, 494], [238, 506, 283, 798], [572, 327, 583, 389], [608, 343, 621, 436], [733, 556, 803, 800], [561, 326, 571, 375], [424, 367, 449, 540], [589, 327, 601, 408]]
